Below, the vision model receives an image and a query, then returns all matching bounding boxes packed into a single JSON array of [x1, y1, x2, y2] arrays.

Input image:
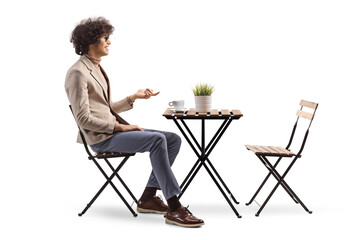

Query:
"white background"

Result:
[[1, 0, 359, 239]]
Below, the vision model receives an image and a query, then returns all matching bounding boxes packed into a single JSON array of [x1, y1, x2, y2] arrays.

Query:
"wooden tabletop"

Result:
[[163, 108, 243, 119]]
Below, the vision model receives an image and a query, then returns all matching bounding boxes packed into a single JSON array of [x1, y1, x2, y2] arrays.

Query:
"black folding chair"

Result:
[[69, 106, 138, 217], [245, 100, 318, 216]]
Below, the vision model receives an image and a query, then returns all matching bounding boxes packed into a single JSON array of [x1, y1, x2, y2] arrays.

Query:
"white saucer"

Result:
[[170, 108, 187, 113]]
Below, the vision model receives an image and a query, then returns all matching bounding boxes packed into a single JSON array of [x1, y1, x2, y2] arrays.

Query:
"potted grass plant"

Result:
[[192, 83, 215, 112]]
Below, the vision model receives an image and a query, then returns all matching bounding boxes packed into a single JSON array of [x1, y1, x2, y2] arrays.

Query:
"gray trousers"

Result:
[[90, 129, 182, 200]]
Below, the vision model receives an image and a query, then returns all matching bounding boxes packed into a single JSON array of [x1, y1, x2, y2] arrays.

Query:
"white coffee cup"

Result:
[[169, 100, 185, 111]]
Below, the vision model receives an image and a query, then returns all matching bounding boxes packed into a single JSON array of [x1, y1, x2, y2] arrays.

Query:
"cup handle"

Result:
[[169, 102, 173, 107]]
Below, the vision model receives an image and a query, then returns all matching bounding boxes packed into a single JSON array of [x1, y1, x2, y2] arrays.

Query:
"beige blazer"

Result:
[[65, 55, 133, 145]]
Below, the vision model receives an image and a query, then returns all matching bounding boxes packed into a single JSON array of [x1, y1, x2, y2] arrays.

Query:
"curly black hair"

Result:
[[70, 17, 114, 55]]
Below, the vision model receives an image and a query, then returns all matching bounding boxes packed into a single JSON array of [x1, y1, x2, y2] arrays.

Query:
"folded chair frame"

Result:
[[245, 100, 318, 216]]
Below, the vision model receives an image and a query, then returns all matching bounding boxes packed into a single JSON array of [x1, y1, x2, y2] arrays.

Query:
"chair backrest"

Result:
[[296, 99, 318, 122], [286, 100, 319, 156], [69, 105, 95, 159]]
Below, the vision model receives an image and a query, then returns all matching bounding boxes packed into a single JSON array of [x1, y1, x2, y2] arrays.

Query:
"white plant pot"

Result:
[[195, 96, 212, 113]]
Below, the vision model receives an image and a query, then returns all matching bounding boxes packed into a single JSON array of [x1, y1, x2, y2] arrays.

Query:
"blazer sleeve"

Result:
[[111, 98, 133, 113], [65, 69, 115, 134]]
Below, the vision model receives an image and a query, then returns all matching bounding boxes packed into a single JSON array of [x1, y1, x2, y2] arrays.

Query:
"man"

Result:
[[65, 17, 204, 227]]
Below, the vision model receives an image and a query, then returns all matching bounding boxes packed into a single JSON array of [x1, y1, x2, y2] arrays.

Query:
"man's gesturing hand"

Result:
[[130, 88, 160, 101]]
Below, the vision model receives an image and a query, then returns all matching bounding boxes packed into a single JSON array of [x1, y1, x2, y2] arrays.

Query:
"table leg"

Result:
[[203, 118, 240, 204], [179, 159, 201, 189], [206, 158, 240, 204], [178, 160, 203, 199], [202, 161, 242, 218], [173, 117, 241, 217], [172, 118, 201, 159], [180, 119, 201, 151], [172, 118, 203, 198]]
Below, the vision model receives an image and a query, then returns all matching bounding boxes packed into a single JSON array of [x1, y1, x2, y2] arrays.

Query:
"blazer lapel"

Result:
[[99, 66, 129, 125], [99, 65, 111, 103], [80, 56, 109, 102]]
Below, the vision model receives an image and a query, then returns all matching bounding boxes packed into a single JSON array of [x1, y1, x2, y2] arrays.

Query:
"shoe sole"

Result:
[[137, 207, 167, 214], [165, 218, 204, 228]]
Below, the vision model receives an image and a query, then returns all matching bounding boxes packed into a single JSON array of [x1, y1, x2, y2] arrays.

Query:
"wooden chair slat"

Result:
[[268, 146, 284, 155], [270, 146, 288, 155], [300, 99, 318, 109], [245, 145, 261, 154], [255, 145, 269, 154], [296, 109, 314, 120], [254, 145, 267, 154], [246, 144, 296, 157], [262, 146, 278, 155], [276, 146, 295, 156], [198, 112, 208, 116], [268, 146, 294, 156]]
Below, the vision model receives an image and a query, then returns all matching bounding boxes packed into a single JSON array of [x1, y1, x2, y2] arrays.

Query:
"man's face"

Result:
[[90, 35, 111, 57]]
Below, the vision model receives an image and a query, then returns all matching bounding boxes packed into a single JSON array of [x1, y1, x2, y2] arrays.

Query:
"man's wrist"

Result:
[[130, 94, 136, 102], [126, 94, 136, 105], [114, 123, 123, 132]]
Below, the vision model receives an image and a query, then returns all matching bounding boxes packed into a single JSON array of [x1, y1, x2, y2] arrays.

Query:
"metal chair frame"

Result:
[[69, 105, 138, 217], [245, 100, 318, 216]]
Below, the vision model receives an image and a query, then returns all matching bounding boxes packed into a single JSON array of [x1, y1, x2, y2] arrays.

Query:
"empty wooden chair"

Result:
[[245, 100, 318, 216]]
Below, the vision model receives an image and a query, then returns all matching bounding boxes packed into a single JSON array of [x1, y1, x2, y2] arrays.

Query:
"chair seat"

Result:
[[245, 145, 295, 157], [94, 152, 136, 159]]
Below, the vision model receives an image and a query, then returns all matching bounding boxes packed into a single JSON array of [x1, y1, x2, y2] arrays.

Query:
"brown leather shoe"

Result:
[[165, 206, 204, 227], [137, 196, 168, 214]]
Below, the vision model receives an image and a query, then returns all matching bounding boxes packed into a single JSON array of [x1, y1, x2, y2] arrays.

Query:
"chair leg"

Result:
[[255, 156, 312, 216], [262, 156, 312, 214], [104, 158, 138, 204], [246, 157, 282, 206], [246, 157, 298, 206], [259, 156, 299, 204], [79, 158, 138, 217], [78, 172, 112, 217]]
